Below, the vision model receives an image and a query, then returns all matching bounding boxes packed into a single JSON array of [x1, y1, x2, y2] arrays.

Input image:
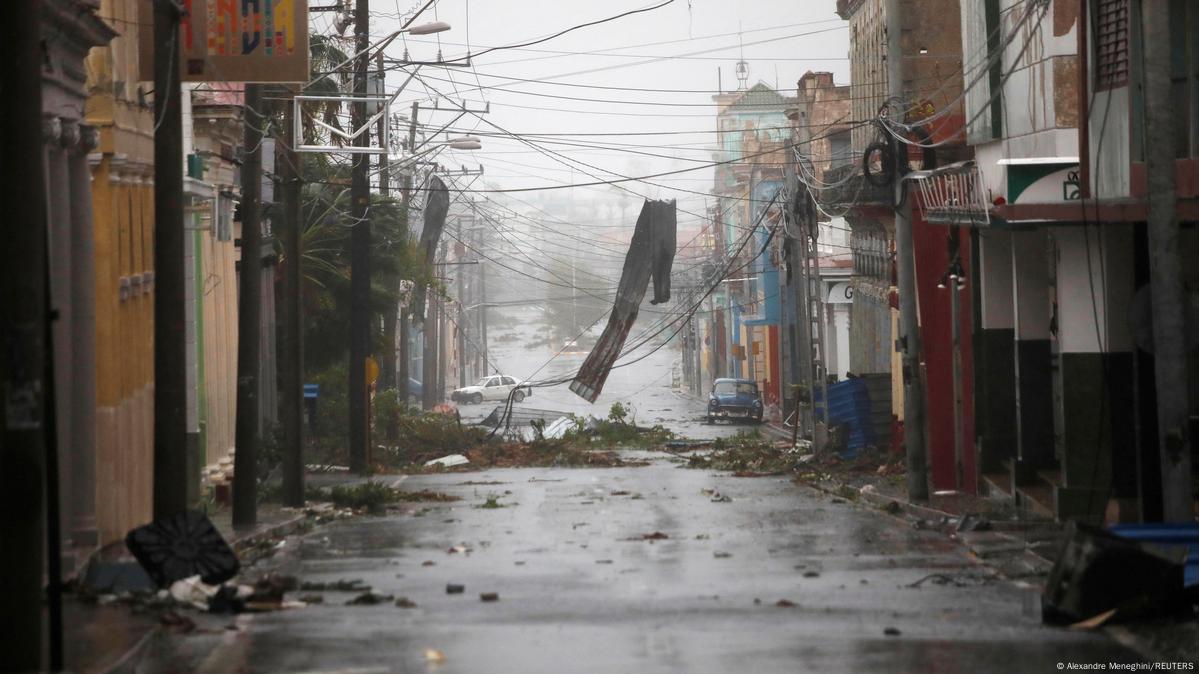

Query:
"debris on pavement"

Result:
[[125, 510, 241, 587], [346, 592, 394, 605], [251, 574, 299, 602], [298, 594, 324, 604], [480, 592, 500, 602], [775, 599, 796, 608], [803, 571, 820, 578], [395, 597, 418, 608], [447, 545, 471, 555], [300, 579, 371, 593], [955, 513, 993, 533], [701, 488, 733, 503], [446, 584, 465, 594], [422, 561, 436, 567], [632, 532, 669, 541], [1069, 608, 1118, 630], [425, 454, 471, 468], [884, 627, 902, 636], [424, 649, 447, 664], [714, 551, 733, 559], [1042, 522, 1191, 625], [168, 575, 220, 611]]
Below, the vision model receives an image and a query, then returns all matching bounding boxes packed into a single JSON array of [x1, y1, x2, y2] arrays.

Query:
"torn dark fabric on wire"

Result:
[[411, 175, 449, 322], [570, 199, 677, 402]]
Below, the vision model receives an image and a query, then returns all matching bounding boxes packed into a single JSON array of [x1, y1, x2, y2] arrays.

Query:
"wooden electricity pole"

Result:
[[279, 89, 305, 507], [233, 83, 265, 527], [1142, 2, 1193, 521], [152, 0, 189, 520], [887, 0, 929, 501]]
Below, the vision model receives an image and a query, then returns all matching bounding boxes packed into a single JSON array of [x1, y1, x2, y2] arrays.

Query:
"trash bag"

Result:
[[125, 510, 240, 588]]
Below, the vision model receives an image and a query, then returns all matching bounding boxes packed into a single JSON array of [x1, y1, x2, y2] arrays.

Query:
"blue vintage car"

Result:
[[706, 378, 764, 424]]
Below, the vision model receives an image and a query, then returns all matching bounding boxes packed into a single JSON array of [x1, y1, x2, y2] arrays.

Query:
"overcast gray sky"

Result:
[[337, 1, 849, 247]]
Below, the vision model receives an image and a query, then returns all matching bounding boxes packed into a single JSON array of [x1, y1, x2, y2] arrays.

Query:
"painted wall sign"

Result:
[[827, 281, 854, 304], [140, 0, 309, 83], [1005, 161, 1082, 204]]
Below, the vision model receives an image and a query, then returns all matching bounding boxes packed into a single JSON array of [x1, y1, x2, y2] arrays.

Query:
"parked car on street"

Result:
[[450, 374, 533, 405], [706, 378, 764, 424]]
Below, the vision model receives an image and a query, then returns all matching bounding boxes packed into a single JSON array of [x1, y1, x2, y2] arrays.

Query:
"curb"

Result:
[[802, 477, 1059, 572], [95, 512, 311, 674]]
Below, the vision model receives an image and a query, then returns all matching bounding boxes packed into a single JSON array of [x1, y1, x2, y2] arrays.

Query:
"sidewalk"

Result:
[[62, 503, 309, 674], [798, 458, 1199, 665]]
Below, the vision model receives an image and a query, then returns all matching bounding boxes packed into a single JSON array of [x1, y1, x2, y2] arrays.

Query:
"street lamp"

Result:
[[406, 21, 451, 35]]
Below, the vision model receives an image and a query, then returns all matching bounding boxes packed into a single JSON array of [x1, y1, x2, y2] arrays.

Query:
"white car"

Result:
[[450, 375, 532, 405]]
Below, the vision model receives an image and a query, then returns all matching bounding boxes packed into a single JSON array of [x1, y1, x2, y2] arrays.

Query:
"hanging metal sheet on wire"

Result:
[[411, 175, 449, 322], [570, 199, 677, 402]]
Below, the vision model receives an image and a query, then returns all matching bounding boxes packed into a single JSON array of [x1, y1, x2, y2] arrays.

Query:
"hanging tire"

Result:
[[513, 390, 526, 403]]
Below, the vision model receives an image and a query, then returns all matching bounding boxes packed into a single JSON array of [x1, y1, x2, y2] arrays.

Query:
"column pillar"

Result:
[[1052, 226, 1136, 522], [68, 123, 99, 547], [975, 230, 1016, 475], [44, 115, 75, 556], [1010, 229, 1055, 484]]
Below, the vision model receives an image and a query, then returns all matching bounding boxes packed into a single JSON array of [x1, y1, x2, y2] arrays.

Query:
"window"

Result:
[[502, 377, 516, 386], [829, 131, 852, 169], [485, 378, 500, 388], [1096, 0, 1130, 90]]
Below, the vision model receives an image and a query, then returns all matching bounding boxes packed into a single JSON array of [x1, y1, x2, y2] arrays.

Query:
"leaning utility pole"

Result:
[[152, 0, 190, 520], [1, 2, 48, 669], [278, 88, 305, 508], [887, 0, 929, 501], [348, 0, 372, 472], [399, 102, 419, 402], [233, 83, 265, 527], [1142, 2, 1193, 521]]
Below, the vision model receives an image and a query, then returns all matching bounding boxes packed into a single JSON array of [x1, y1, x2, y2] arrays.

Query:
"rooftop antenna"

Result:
[[735, 24, 749, 91]]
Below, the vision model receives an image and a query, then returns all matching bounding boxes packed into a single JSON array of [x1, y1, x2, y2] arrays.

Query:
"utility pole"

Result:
[[377, 54, 397, 392], [152, 0, 189, 520], [457, 238, 467, 390], [887, 0, 929, 501], [279, 87, 305, 507], [348, 0, 371, 472], [424, 290, 441, 409], [399, 101, 420, 402], [1143, 2, 1193, 521], [233, 83, 264, 527], [1, 2, 48, 668]]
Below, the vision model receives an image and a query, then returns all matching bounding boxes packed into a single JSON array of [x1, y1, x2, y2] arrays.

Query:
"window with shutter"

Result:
[[1095, 0, 1130, 90]]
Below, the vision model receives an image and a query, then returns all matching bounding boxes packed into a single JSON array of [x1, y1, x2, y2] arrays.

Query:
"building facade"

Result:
[[85, 0, 157, 547]]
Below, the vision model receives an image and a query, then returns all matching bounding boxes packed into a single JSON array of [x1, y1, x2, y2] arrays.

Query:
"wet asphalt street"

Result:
[[139, 459, 1141, 674], [131, 306, 1144, 672]]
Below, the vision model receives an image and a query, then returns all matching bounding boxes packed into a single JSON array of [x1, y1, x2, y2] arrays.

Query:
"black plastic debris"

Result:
[[124, 510, 240, 587], [1042, 522, 1190, 625], [955, 513, 993, 533], [570, 199, 677, 402]]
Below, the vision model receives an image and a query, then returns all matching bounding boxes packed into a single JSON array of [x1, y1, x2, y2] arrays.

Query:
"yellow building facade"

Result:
[[85, 0, 156, 546]]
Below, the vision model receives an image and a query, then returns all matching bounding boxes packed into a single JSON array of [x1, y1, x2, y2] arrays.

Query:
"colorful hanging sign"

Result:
[[140, 0, 309, 83]]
